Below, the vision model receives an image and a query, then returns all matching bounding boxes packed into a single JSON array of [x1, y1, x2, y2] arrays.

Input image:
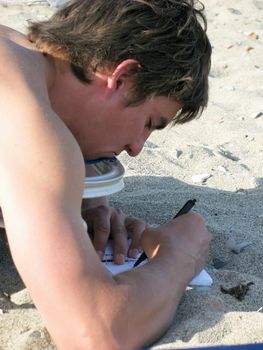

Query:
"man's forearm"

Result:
[[107, 253, 193, 349], [49, 253, 190, 350]]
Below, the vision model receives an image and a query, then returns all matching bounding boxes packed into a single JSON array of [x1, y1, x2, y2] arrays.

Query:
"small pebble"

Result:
[[213, 257, 228, 269], [248, 32, 259, 40], [29, 331, 42, 338], [226, 236, 253, 254], [251, 178, 263, 188], [217, 148, 240, 161], [191, 173, 212, 184], [217, 166, 228, 173], [175, 149, 183, 158], [246, 46, 254, 52], [228, 8, 242, 15]]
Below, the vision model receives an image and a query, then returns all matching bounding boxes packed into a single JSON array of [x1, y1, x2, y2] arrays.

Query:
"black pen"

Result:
[[133, 199, 196, 267]]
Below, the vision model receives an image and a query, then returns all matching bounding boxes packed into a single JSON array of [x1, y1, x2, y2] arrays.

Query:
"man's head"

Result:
[[28, 0, 211, 124]]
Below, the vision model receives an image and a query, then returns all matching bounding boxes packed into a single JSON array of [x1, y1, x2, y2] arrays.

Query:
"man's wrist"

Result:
[[150, 248, 197, 285]]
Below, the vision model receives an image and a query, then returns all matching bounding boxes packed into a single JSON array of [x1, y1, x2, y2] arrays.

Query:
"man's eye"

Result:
[[146, 119, 153, 130]]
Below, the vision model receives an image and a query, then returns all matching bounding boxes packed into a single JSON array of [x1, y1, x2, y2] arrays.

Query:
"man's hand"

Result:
[[82, 197, 146, 265], [140, 212, 211, 280]]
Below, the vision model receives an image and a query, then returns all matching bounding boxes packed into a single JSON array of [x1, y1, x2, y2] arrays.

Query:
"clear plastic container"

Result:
[[84, 157, 125, 198]]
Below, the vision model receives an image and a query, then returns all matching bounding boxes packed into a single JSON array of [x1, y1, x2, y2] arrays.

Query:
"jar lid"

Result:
[[83, 157, 125, 198]]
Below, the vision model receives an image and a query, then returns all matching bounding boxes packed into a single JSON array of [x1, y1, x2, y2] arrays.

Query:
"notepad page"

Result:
[[103, 241, 213, 287]]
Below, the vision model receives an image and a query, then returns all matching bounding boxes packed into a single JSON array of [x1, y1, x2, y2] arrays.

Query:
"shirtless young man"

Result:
[[0, 1, 212, 349]]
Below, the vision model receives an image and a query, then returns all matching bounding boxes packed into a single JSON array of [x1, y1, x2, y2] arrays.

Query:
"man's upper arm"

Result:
[[0, 81, 115, 343]]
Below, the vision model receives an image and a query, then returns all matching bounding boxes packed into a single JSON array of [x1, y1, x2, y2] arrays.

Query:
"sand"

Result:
[[0, 0, 263, 349]]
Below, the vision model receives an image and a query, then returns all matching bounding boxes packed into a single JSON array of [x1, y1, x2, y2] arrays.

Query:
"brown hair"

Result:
[[28, 0, 211, 123]]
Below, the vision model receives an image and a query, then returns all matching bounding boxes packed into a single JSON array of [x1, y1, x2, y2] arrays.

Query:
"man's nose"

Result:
[[125, 138, 146, 157]]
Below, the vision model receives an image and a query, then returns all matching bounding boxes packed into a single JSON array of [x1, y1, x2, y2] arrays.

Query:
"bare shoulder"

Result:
[[0, 30, 47, 93], [0, 24, 33, 48], [0, 32, 85, 208], [0, 25, 40, 69]]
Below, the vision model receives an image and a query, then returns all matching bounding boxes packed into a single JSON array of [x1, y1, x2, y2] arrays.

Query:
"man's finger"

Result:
[[111, 210, 128, 265], [125, 217, 146, 258], [92, 206, 111, 260]]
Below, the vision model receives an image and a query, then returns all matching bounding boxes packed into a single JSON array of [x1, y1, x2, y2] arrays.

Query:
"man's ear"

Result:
[[107, 59, 141, 91]]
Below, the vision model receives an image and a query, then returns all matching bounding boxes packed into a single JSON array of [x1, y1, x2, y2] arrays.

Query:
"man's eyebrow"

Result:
[[155, 117, 169, 130]]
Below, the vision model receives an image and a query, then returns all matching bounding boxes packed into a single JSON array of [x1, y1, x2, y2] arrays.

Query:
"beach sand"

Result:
[[0, 0, 263, 348]]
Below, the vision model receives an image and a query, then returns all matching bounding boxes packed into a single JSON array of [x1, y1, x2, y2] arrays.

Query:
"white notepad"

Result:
[[103, 241, 213, 287]]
